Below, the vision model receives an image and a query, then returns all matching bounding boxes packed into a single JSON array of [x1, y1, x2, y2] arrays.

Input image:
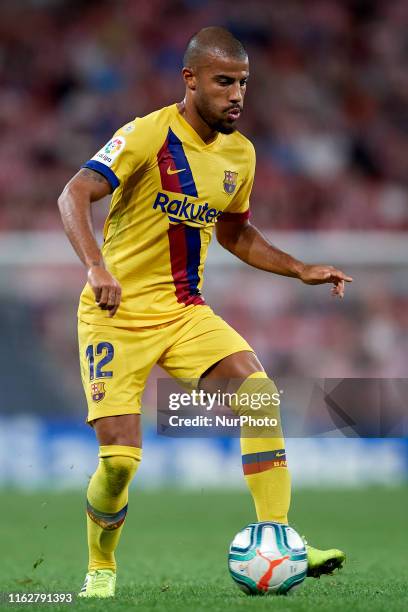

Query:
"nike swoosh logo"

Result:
[[275, 451, 286, 458], [167, 166, 186, 175]]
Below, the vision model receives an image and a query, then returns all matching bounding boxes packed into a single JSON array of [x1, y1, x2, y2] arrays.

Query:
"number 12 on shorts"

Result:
[[85, 342, 114, 380]]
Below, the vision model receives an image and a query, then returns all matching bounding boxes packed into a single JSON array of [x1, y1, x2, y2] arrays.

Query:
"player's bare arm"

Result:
[[58, 168, 122, 316], [216, 218, 353, 298]]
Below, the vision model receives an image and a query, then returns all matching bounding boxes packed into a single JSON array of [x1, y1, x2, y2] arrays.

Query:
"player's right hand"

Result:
[[87, 265, 122, 317]]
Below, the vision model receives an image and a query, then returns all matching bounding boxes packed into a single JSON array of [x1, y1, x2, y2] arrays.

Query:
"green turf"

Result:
[[1, 487, 407, 611]]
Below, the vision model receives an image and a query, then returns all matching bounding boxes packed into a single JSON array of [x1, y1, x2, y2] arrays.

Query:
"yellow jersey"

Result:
[[78, 103, 255, 327]]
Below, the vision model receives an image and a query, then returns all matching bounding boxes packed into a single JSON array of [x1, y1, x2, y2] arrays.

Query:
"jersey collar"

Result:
[[174, 104, 222, 150]]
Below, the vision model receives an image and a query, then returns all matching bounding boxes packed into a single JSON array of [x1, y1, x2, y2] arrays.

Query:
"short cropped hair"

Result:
[[183, 26, 247, 68]]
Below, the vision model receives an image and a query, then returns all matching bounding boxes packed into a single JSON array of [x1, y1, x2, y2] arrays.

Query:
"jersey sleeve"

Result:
[[81, 119, 152, 191], [218, 141, 256, 223]]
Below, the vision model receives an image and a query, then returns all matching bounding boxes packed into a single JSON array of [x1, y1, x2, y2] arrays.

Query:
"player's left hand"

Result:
[[299, 265, 353, 298]]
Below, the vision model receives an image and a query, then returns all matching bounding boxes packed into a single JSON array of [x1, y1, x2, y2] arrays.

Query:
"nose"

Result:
[[229, 82, 242, 105]]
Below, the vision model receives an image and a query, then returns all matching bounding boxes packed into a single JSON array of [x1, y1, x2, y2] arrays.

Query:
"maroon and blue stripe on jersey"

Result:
[[167, 223, 204, 306], [158, 127, 203, 304], [157, 128, 198, 197]]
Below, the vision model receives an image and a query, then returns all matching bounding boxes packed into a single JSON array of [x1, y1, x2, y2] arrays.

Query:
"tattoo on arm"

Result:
[[78, 168, 109, 184]]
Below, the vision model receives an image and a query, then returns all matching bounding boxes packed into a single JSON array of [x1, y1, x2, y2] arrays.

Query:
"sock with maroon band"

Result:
[[86, 445, 142, 571], [232, 372, 291, 524]]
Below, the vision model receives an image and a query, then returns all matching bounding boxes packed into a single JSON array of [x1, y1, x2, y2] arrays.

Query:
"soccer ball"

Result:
[[228, 522, 308, 595]]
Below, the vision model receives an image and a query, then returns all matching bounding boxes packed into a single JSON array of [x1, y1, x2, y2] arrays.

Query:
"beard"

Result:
[[195, 95, 238, 134]]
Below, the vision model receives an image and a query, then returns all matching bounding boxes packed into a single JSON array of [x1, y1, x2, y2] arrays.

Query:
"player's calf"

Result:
[[87, 446, 142, 570], [231, 372, 290, 525]]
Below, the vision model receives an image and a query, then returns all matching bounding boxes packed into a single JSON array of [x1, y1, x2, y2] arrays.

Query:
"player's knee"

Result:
[[101, 455, 139, 497], [234, 373, 281, 418]]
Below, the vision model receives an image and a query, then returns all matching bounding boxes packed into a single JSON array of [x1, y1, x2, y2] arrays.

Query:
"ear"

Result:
[[182, 67, 197, 91]]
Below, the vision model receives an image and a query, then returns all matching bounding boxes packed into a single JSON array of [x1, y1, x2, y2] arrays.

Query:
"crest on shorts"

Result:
[[223, 170, 238, 195], [91, 381, 106, 402]]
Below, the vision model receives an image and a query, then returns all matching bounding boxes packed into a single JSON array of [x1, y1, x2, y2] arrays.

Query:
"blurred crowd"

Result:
[[1, 0, 407, 415], [212, 268, 408, 379], [1, 0, 408, 231]]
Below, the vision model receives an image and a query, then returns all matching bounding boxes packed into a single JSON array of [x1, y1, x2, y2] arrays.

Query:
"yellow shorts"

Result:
[[78, 305, 253, 422]]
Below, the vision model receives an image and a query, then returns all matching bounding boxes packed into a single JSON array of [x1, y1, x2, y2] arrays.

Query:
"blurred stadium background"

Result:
[[0, 0, 407, 492]]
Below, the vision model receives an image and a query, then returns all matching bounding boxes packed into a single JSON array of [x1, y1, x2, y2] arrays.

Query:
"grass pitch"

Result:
[[1, 487, 407, 611]]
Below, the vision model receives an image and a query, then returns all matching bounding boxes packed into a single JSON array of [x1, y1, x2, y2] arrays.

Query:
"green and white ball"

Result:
[[228, 522, 308, 595]]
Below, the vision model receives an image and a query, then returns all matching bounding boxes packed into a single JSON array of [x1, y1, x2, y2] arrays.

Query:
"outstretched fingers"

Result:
[[329, 269, 353, 298]]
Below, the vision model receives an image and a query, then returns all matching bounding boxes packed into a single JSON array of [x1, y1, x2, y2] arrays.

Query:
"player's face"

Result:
[[193, 55, 249, 134]]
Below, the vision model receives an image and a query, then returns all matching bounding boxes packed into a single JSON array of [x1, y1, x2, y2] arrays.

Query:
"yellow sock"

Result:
[[86, 445, 142, 572], [233, 372, 291, 524]]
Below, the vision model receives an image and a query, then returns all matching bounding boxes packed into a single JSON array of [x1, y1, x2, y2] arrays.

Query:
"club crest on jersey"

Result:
[[91, 381, 106, 402], [223, 170, 238, 195]]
